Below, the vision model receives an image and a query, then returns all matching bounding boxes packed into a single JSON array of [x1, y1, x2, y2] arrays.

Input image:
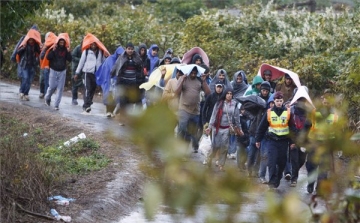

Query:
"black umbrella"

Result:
[[235, 95, 267, 107], [235, 95, 267, 116]]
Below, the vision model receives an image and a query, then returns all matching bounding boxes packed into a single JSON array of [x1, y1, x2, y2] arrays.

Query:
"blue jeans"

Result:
[[228, 134, 237, 154], [246, 136, 259, 176], [20, 67, 35, 95], [258, 139, 268, 179]]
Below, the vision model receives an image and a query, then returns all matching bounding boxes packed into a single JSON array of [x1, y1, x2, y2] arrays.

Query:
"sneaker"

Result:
[[54, 106, 59, 110], [106, 112, 112, 118], [85, 107, 91, 113], [230, 153, 236, 159], [260, 177, 268, 184], [193, 149, 198, 153], [218, 165, 225, 172], [19, 93, 24, 100], [24, 95, 30, 101], [45, 99, 50, 106], [285, 174, 291, 181], [215, 160, 219, 166], [72, 99, 78, 105], [290, 181, 297, 187], [202, 160, 207, 165], [39, 93, 44, 99]]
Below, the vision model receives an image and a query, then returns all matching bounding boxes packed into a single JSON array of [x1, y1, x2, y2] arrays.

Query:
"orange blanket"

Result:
[[51, 33, 71, 49], [16, 29, 42, 63], [18, 29, 42, 48], [81, 33, 110, 57], [40, 32, 57, 69]]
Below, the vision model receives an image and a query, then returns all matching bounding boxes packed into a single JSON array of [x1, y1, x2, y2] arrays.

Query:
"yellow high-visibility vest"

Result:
[[267, 107, 290, 136], [308, 110, 338, 140]]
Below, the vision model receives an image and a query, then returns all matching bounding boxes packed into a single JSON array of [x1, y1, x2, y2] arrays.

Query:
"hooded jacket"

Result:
[[191, 54, 203, 64], [146, 44, 159, 75], [202, 89, 224, 125], [231, 70, 248, 98], [159, 53, 172, 65], [245, 76, 264, 96], [209, 69, 232, 93], [138, 43, 148, 66]]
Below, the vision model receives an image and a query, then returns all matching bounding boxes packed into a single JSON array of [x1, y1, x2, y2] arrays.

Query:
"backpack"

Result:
[[10, 36, 25, 63], [291, 106, 307, 131]]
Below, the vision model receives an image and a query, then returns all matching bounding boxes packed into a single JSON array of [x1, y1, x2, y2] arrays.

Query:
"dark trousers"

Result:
[[83, 73, 96, 109], [177, 110, 200, 150], [105, 92, 116, 113], [267, 140, 288, 188], [290, 147, 307, 182], [236, 141, 248, 170], [72, 77, 84, 100], [306, 148, 331, 192], [39, 69, 45, 94], [246, 136, 259, 176]]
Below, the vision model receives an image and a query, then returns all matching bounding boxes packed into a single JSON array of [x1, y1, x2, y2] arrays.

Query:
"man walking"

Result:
[[175, 66, 211, 153], [45, 33, 72, 110], [75, 41, 106, 113]]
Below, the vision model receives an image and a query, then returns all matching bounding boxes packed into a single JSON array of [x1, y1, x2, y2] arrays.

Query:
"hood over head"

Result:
[[260, 81, 271, 91], [170, 57, 181, 64], [251, 75, 264, 88], [191, 53, 203, 64]]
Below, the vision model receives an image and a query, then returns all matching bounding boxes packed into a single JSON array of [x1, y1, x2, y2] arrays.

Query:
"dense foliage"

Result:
[[0, 0, 48, 42], [2, 0, 359, 121], [0, 1, 359, 221]]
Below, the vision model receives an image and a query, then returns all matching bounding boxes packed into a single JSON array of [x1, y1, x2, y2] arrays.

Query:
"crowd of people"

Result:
[[12, 26, 341, 194]]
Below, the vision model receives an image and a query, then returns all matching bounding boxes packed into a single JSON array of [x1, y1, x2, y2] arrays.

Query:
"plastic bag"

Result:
[[199, 134, 212, 158]]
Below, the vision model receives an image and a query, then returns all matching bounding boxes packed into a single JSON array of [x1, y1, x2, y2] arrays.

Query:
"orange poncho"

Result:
[[40, 32, 57, 69], [81, 33, 110, 57], [16, 29, 42, 63]]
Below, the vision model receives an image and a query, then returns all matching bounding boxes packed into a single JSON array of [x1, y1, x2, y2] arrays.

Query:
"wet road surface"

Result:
[[0, 81, 129, 138]]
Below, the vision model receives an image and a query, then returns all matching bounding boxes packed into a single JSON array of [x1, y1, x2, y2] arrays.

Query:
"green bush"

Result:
[[39, 138, 109, 174]]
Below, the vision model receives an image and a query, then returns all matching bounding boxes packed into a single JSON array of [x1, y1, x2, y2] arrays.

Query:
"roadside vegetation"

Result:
[[1, 0, 359, 222], [0, 113, 109, 222]]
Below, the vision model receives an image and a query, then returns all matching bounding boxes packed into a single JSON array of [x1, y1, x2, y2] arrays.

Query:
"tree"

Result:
[[0, 0, 47, 43], [156, 0, 205, 20]]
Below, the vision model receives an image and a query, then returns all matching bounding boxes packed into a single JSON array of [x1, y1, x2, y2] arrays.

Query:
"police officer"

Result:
[[306, 90, 338, 194], [255, 91, 294, 189]]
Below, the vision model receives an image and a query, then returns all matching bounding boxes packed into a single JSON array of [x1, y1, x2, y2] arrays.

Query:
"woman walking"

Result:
[[205, 88, 243, 171]]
